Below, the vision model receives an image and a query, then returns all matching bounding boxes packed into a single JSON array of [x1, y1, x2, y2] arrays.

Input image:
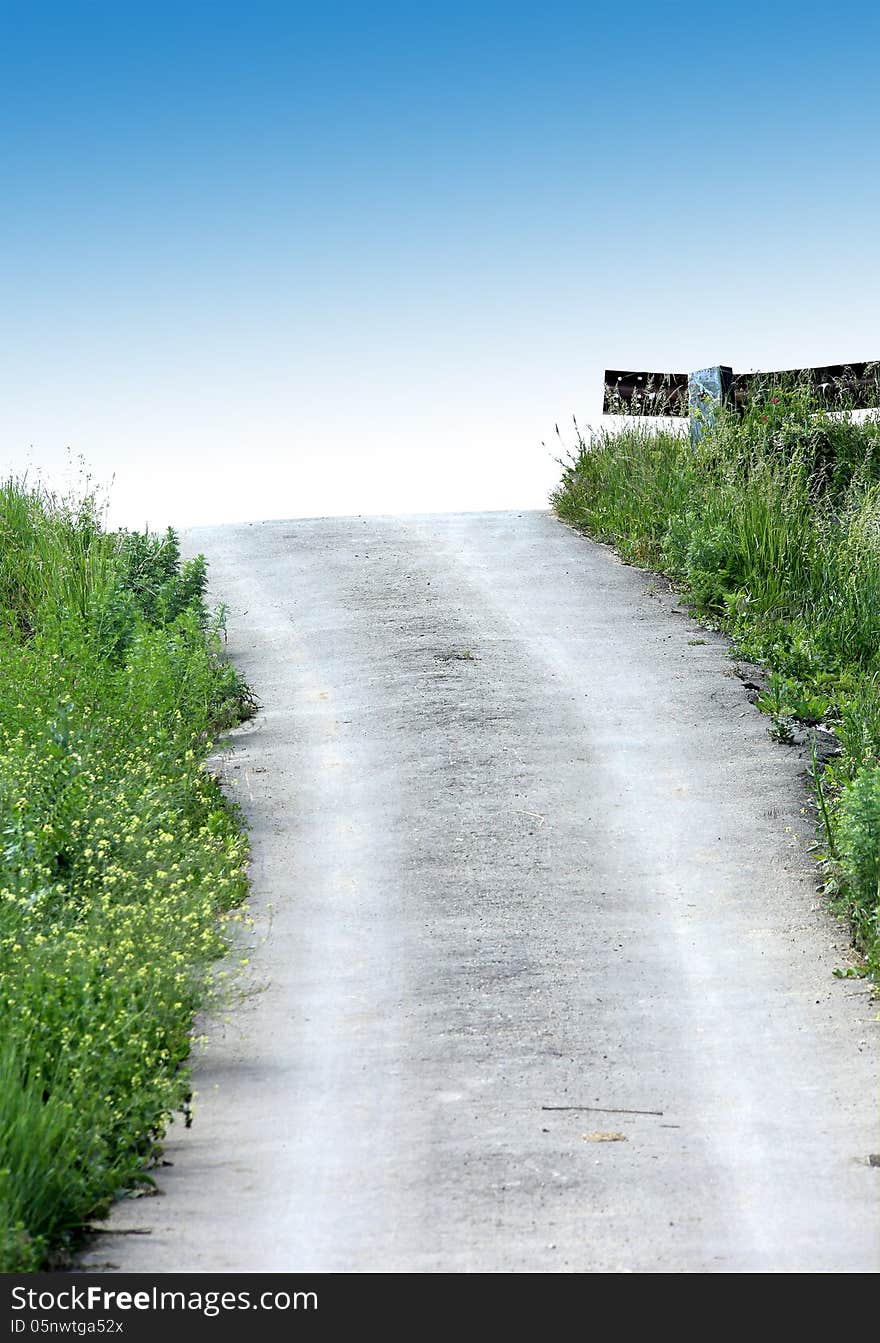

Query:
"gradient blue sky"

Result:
[[1, 1, 878, 528]]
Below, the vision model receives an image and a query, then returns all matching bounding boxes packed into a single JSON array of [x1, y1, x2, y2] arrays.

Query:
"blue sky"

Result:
[[1, 1, 878, 527]]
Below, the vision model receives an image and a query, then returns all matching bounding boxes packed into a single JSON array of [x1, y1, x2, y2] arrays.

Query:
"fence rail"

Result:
[[604, 360, 880, 421]]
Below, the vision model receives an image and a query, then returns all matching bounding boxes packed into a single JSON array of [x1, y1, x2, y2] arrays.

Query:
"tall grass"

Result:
[[0, 477, 255, 1269], [552, 383, 880, 975]]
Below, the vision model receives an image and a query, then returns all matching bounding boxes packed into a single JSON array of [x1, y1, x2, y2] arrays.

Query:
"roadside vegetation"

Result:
[[552, 378, 880, 979], [0, 476, 256, 1270]]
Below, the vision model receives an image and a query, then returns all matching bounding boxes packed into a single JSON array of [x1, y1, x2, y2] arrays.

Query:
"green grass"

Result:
[[552, 379, 880, 977], [0, 477, 256, 1269]]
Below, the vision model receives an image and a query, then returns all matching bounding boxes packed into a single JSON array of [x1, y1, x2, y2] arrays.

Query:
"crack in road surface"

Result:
[[81, 511, 880, 1273]]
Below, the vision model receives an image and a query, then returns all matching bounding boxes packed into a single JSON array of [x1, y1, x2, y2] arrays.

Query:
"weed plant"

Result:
[[0, 478, 255, 1269], [552, 377, 880, 975]]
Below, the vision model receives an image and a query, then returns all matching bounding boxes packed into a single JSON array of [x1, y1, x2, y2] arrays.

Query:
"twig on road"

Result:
[[542, 1105, 663, 1117]]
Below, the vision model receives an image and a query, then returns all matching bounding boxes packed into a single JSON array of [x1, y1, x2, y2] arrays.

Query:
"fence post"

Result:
[[688, 365, 733, 444]]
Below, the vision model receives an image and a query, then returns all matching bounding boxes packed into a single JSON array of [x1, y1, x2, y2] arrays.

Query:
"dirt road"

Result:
[[82, 511, 880, 1272]]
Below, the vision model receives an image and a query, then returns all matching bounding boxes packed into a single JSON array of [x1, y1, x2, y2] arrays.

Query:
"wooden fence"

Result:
[[603, 361, 880, 439]]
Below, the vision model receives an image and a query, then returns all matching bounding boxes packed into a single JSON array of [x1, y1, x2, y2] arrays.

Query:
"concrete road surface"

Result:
[[81, 511, 880, 1273]]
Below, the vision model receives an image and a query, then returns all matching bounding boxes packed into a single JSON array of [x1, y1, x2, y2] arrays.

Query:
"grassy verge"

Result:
[[0, 477, 256, 1270], [551, 381, 880, 978]]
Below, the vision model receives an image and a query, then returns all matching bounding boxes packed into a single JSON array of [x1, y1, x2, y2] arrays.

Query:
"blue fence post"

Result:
[[688, 365, 733, 444]]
